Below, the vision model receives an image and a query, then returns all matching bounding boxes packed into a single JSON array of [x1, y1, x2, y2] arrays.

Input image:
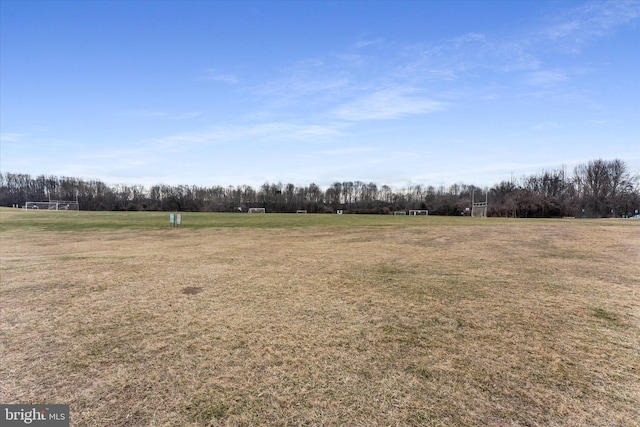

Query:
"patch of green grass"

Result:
[[406, 364, 433, 379], [592, 307, 618, 323], [0, 209, 166, 231], [0, 207, 544, 232]]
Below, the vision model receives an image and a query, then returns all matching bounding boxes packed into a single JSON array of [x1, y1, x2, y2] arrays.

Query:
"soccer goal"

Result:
[[248, 207, 266, 214], [408, 210, 428, 216], [471, 203, 487, 217], [471, 191, 488, 217], [296, 210, 307, 214], [393, 211, 407, 215], [24, 200, 79, 211]]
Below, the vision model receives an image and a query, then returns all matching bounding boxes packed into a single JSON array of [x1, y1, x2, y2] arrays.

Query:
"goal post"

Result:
[[408, 210, 428, 216], [471, 203, 487, 217], [24, 200, 79, 211], [248, 207, 266, 214], [393, 211, 407, 215], [471, 191, 488, 218]]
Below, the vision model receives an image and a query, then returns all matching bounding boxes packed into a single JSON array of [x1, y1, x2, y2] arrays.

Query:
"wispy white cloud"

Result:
[[75, 150, 149, 173], [202, 69, 240, 84], [352, 38, 384, 49], [545, 21, 581, 40], [451, 32, 486, 46], [170, 111, 203, 120], [531, 121, 561, 131], [541, 0, 640, 51], [252, 57, 351, 109], [0, 133, 30, 142], [316, 146, 381, 156], [525, 70, 569, 87], [246, 26, 558, 124], [332, 87, 444, 121], [142, 121, 345, 152], [118, 109, 203, 120], [393, 1, 638, 82]]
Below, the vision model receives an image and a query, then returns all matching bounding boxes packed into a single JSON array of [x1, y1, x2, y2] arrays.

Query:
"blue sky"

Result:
[[1, 0, 639, 189]]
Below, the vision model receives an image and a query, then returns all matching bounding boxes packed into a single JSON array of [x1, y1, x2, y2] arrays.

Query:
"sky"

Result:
[[1, 0, 639, 189]]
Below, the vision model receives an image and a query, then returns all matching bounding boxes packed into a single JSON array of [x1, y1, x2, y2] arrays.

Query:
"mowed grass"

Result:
[[0, 209, 503, 231], [1, 208, 639, 426]]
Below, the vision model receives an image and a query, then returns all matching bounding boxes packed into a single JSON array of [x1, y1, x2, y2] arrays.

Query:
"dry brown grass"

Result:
[[1, 212, 639, 426]]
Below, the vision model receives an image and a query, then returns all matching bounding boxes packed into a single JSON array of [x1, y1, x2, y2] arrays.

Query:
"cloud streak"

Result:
[[332, 87, 444, 121], [142, 122, 346, 151], [0, 133, 30, 143], [541, 0, 640, 51], [525, 70, 569, 87], [202, 69, 240, 84], [118, 110, 203, 120]]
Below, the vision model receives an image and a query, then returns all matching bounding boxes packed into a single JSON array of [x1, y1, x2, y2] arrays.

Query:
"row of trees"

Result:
[[1, 159, 638, 218]]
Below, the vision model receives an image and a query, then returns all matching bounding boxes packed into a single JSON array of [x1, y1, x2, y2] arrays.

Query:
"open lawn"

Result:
[[1, 209, 639, 426]]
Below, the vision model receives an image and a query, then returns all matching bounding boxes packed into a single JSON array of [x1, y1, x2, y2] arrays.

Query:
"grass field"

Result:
[[1, 208, 639, 426]]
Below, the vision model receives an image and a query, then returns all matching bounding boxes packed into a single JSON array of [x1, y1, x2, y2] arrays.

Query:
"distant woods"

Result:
[[1, 159, 638, 218]]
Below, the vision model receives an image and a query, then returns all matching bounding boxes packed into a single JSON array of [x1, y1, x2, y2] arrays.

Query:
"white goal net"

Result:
[[408, 210, 428, 216], [471, 202, 487, 217], [248, 207, 266, 213], [471, 191, 488, 218], [25, 201, 79, 211]]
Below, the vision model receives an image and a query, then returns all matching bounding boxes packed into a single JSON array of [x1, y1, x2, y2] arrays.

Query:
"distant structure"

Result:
[[471, 191, 488, 218], [24, 200, 79, 211]]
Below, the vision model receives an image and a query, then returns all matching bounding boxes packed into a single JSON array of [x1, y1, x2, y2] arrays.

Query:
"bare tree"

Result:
[[573, 159, 636, 217]]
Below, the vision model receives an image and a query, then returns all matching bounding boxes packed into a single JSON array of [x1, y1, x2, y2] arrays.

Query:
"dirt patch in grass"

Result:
[[1, 216, 639, 426]]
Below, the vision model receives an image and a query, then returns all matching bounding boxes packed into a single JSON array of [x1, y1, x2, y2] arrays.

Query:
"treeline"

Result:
[[1, 159, 638, 218]]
